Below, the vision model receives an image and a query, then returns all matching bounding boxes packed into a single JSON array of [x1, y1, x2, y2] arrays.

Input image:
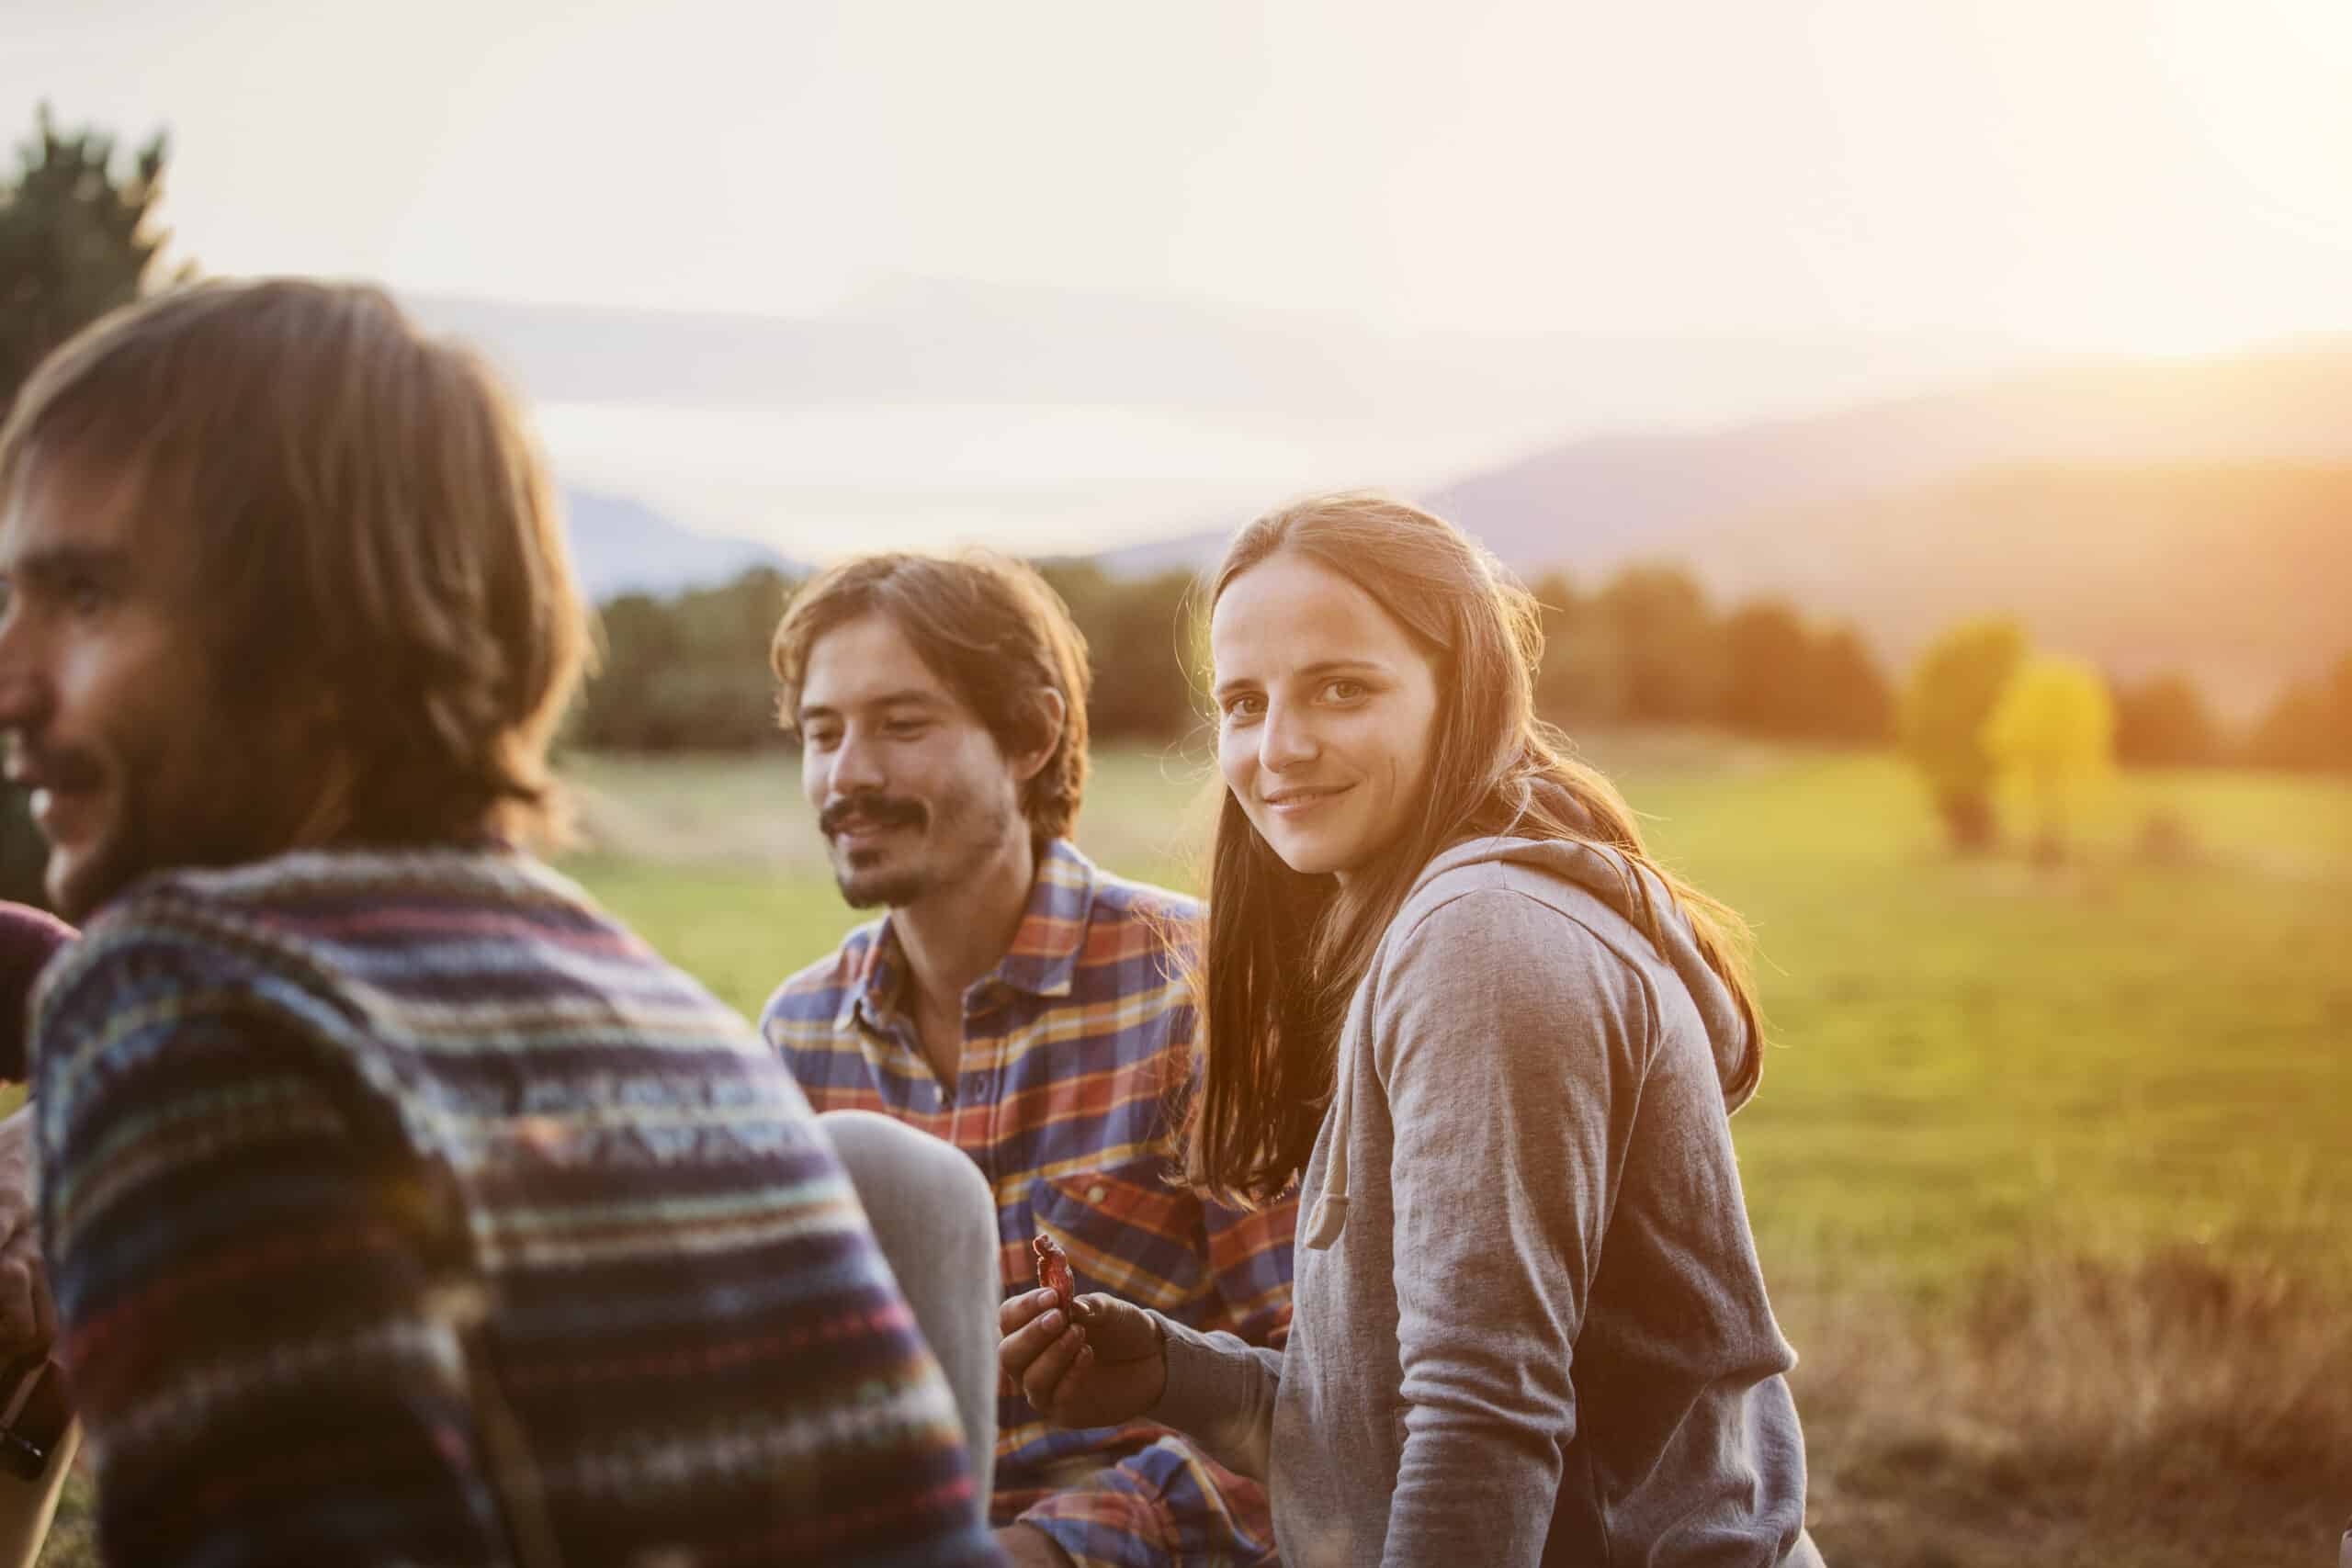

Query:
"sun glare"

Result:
[[2114, 0, 2352, 356]]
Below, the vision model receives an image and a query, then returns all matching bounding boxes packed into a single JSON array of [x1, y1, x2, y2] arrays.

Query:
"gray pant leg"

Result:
[[818, 1110, 1000, 1508]]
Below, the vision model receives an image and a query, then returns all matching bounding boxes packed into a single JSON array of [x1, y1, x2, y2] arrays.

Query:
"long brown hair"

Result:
[[0, 277, 587, 846], [1182, 493, 1760, 1207]]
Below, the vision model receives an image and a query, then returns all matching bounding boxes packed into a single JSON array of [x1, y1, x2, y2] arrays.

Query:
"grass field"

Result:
[[32, 739, 2352, 1564], [565, 739, 2352, 1296], [560, 739, 2352, 1565]]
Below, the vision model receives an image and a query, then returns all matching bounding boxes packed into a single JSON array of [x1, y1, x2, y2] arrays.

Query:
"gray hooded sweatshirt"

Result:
[[1154, 837, 1822, 1567]]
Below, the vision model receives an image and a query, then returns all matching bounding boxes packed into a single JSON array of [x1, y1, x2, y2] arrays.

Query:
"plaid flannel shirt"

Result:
[[763, 840, 1296, 1568]]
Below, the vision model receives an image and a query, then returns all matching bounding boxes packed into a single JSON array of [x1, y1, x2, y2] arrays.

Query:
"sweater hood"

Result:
[[1302, 829, 1765, 1253], [1408, 834, 1761, 1113]]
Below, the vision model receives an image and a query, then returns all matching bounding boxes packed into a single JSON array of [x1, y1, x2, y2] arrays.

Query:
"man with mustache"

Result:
[[763, 555, 1296, 1568], [0, 280, 1002, 1566]]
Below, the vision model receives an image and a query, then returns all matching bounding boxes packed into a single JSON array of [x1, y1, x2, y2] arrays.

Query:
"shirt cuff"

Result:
[[1150, 1313, 1269, 1446]]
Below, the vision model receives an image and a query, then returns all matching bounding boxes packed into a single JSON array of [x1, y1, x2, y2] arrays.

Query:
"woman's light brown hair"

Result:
[[1182, 492, 1762, 1206], [770, 552, 1091, 850], [0, 277, 589, 846]]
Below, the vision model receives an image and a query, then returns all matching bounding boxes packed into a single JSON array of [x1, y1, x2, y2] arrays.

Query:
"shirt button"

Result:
[[1086, 1184, 1108, 1203]]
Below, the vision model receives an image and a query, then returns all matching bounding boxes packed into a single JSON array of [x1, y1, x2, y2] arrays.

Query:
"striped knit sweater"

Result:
[[30, 845, 1003, 1567]]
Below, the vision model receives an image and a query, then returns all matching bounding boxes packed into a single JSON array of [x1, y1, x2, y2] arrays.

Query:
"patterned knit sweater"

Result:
[[30, 846, 1003, 1567]]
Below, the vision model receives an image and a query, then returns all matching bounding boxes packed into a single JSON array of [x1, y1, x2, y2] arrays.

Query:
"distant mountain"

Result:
[[563, 490, 800, 603], [1091, 343, 2352, 714], [1427, 342, 2352, 573], [1703, 462, 2352, 716]]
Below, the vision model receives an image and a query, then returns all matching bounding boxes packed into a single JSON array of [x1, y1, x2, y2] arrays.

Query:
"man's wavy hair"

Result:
[[0, 277, 589, 846], [770, 552, 1091, 850]]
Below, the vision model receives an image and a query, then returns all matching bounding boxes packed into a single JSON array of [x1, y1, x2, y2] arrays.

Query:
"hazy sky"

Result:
[[10, 0, 2352, 556]]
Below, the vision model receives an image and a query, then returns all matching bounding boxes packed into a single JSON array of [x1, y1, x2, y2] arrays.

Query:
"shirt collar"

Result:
[[839, 838, 1098, 1032], [988, 837, 1096, 1000]]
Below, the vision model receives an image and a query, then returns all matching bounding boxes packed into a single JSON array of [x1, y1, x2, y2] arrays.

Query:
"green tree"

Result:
[[1982, 654, 2117, 864], [1900, 616, 2028, 852], [2, 104, 183, 412], [2111, 671, 2222, 768], [0, 105, 188, 908], [2246, 650, 2352, 772], [1034, 560, 1204, 741], [1804, 626, 1894, 743], [1527, 570, 1626, 727], [1719, 599, 1813, 737], [1597, 564, 1723, 725], [1089, 570, 1203, 740], [570, 570, 794, 751]]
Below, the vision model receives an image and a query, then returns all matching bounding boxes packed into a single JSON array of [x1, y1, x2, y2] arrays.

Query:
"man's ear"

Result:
[[1010, 688, 1067, 784]]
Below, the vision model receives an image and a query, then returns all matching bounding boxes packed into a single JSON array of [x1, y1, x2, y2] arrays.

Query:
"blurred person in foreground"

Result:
[[1004, 495, 1823, 1567], [0, 901, 70, 1358], [763, 554, 1296, 1568], [0, 904, 74, 1568], [0, 279, 1003, 1566]]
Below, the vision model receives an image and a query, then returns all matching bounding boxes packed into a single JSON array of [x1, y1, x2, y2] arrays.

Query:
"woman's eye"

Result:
[[1322, 679, 1366, 703], [1222, 694, 1264, 721], [883, 719, 929, 739], [65, 580, 107, 616]]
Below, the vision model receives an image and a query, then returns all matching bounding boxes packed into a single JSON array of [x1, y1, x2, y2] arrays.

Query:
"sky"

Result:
[[9, 0, 2352, 558]]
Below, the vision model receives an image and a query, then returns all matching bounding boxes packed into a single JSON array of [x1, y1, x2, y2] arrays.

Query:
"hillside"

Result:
[[1701, 462, 2352, 716], [1099, 344, 2352, 709], [564, 489, 799, 602], [1428, 341, 2352, 571]]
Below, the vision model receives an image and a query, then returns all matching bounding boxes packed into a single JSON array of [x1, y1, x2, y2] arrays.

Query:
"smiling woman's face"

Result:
[[1210, 550, 1442, 883]]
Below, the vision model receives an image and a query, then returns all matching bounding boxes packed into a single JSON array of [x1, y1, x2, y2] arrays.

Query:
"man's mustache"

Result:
[[820, 794, 927, 837]]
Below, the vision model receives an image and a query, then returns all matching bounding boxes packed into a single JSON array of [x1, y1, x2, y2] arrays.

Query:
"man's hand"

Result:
[[999, 1288, 1164, 1431], [0, 1106, 54, 1359]]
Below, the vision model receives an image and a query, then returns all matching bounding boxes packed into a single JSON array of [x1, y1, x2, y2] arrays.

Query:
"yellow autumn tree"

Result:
[[1982, 654, 2117, 864]]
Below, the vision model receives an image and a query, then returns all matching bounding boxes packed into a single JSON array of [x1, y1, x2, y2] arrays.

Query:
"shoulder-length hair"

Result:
[[769, 552, 1091, 849], [0, 277, 589, 846], [1182, 493, 1761, 1207]]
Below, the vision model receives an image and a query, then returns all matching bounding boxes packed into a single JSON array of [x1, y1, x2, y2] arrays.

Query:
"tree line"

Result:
[[567, 559, 1900, 750], [567, 558, 2352, 784]]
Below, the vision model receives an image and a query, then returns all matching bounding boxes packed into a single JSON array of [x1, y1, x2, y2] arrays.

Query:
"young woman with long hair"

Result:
[[1001, 494, 1821, 1566]]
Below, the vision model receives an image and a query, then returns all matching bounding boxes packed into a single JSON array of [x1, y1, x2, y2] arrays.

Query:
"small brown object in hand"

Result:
[[1031, 1234, 1075, 1313]]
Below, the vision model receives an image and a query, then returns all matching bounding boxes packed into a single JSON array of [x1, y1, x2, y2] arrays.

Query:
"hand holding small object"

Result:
[[1001, 1234, 1164, 1429]]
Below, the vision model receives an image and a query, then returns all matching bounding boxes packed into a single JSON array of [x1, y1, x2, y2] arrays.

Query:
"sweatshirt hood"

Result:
[[1300, 829, 1763, 1254], [1409, 834, 1762, 1113]]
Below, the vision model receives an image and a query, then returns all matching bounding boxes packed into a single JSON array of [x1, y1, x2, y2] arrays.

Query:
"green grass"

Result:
[[563, 740, 2352, 1300], [551, 741, 2352, 1565], [33, 740, 2352, 1563], [1621, 750, 2352, 1297]]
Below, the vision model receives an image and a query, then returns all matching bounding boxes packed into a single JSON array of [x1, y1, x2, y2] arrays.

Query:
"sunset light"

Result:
[[3, 6, 2349, 1563]]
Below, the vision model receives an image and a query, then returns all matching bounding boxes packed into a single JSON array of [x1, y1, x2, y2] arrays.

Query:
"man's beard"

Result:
[[835, 863, 931, 909], [821, 791, 935, 908], [29, 724, 313, 921], [820, 786, 1010, 911]]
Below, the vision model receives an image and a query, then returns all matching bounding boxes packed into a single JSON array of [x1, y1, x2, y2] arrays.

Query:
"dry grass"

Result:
[[1784, 1239, 2351, 1566]]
